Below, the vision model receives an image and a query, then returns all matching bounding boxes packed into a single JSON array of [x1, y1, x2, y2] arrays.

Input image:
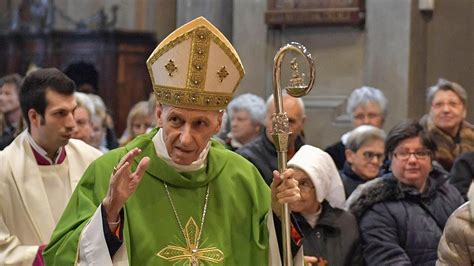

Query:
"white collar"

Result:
[[152, 129, 210, 172]]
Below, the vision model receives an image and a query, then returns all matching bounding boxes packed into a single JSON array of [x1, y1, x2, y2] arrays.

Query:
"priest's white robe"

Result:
[[0, 131, 102, 266]]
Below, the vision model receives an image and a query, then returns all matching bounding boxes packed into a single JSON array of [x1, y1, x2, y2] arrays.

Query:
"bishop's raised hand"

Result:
[[102, 148, 150, 227]]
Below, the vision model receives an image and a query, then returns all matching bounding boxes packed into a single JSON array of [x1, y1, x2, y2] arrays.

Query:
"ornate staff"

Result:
[[272, 42, 316, 266]]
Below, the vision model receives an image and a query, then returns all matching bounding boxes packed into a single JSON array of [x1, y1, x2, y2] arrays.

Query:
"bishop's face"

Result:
[[156, 104, 223, 165]]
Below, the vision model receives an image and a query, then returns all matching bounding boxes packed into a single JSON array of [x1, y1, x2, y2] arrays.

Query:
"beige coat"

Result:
[[0, 131, 102, 266], [437, 200, 474, 265]]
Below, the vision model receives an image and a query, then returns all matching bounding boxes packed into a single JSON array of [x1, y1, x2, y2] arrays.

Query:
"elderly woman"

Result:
[[326, 86, 387, 170], [340, 125, 386, 197], [88, 94, 109, 153], [72, 92, 95, 144], [224, 93, 266, 150], [421, 78, 474, 171], [288, 145, 360, 266], [347, 120, 464, 265]]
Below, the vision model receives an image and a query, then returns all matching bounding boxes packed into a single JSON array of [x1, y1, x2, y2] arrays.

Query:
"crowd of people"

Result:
[[0, 16, 473, 265]]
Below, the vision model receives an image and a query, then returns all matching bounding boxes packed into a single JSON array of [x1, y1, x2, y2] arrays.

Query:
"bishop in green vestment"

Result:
[[43, 17, 303, 265], [44, 128, 272, 265]]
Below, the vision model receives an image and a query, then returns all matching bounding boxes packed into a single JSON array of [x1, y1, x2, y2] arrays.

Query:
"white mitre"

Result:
[[146, 16, 245, 110]]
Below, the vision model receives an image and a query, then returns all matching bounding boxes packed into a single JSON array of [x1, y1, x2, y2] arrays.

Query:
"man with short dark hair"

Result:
[[0, 68, 102, 265]]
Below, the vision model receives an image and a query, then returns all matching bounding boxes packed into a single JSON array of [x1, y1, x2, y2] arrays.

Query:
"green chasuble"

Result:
[[43, 128, 271, 265]]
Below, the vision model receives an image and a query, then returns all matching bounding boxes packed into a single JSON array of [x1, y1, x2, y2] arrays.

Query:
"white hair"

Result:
[[345, 125, 386, 151], [227, 93, 266, 125], [346, 86, 387, 118]]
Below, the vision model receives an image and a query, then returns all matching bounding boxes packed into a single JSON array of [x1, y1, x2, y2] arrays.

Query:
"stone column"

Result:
[[176, 0, 233, 40], [232, 0, 268, 98], [365, 0, 420, 128]]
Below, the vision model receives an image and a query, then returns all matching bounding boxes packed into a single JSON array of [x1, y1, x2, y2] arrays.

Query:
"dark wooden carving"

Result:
[[265, 0, 365, 27], [0, 30, 157, 136]]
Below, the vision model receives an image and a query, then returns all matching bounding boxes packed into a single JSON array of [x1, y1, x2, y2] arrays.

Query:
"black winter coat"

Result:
[[339, 162, 368, 198], [236, 130, 305, 186], [347, 169, 464, 266], [296, 201, 361, 266], [450, 151, 474, 200], [325, 140, 346, 170]]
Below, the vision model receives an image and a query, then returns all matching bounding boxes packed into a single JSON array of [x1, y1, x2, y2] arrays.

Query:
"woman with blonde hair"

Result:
[[119, 101, 152, 146]]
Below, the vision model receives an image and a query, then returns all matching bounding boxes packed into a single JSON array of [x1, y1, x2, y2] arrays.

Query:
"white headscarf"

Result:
[[287, 145, 346, 209]]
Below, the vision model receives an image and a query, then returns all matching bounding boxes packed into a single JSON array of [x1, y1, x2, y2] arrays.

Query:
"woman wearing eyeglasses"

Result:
[[340, 125, 386, 198], [346, 120, 464, 265], [287, 145, 361, 266]]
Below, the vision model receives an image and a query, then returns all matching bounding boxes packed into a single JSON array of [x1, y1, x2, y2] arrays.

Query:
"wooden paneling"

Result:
[[0, 30, 157, 135]]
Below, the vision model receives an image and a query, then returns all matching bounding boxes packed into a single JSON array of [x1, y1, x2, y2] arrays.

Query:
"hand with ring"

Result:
[[103, 148, 150, 225]]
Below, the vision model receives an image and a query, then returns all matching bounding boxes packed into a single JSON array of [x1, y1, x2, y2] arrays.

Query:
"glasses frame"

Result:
[[298, 179, 315, 192], [362, 151, 385, 161], [393, 150, 432, 161]]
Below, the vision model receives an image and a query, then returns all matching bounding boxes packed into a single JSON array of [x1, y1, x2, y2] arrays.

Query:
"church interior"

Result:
[[0, 0, 472, 148], [1, 1, 474, 265]]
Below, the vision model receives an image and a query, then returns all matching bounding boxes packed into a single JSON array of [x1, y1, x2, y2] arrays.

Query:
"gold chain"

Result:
[[163, 182, 210, 249]]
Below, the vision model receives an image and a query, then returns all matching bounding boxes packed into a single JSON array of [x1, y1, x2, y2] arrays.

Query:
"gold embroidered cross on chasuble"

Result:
[[157, 217, 224, 265]]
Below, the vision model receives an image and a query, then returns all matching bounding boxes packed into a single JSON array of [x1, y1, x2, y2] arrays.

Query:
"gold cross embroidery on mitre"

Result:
[[216, 66, 229, 82], [157, 217, 224, 265], [165, 59, 178, 76]]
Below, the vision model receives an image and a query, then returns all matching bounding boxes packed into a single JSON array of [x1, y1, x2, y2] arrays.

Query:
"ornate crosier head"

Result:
[[146, 17, 245, 111]]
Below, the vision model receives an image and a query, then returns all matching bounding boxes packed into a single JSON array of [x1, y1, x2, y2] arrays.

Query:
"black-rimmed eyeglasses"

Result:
[[362, 151, 385, 161], [393, 150, 431, 160]]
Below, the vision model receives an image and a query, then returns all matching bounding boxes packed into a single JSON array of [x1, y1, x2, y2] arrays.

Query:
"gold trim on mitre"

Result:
[[147, 16, 245, 110]]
